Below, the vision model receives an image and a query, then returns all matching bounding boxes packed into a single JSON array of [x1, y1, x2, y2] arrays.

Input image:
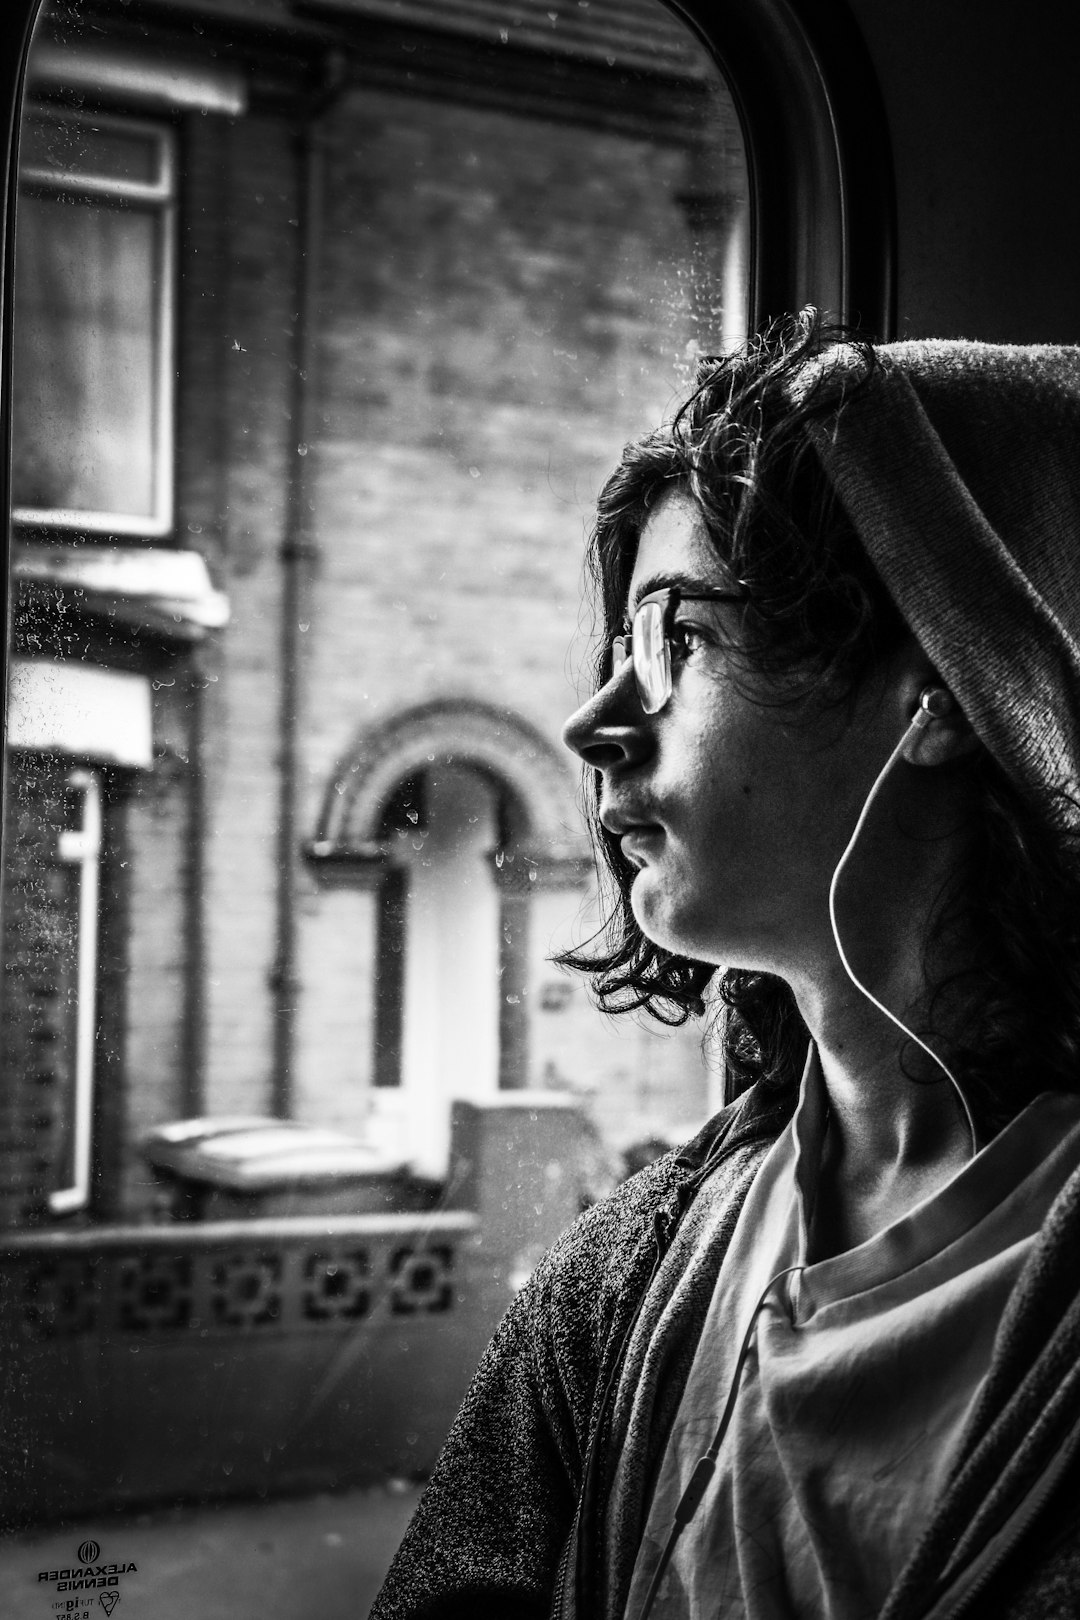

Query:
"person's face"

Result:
[[562, 486, 901, 979]]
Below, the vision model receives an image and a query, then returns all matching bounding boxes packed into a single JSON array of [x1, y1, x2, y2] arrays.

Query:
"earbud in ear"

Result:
[[912, 687, 954, 728]]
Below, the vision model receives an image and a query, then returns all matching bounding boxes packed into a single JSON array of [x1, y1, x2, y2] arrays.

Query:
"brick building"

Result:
[[2, 0, 748, 1222]]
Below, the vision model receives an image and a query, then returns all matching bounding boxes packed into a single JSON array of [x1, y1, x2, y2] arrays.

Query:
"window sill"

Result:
[[14, 541, 230, 639]]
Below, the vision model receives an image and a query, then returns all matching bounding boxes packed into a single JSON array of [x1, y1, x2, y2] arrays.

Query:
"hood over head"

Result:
[[798, 337, 1080, 823]]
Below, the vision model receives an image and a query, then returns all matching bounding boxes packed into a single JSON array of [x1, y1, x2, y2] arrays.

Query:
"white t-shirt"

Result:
[[624, 1058, 1080, 1620]]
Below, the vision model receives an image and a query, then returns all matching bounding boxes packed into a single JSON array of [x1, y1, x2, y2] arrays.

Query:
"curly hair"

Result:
[[558, 310, 1080, 1126]]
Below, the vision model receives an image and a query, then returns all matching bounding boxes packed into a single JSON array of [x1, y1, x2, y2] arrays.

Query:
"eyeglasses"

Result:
[[610, 586, 746, 715]]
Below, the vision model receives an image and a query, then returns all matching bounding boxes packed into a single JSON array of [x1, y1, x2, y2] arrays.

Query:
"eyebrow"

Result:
[[629, 570, 737, 612]]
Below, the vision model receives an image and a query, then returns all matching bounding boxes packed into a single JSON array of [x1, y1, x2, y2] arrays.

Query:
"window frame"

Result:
[[673, 0, 896, 336], [12, 104, 177, 539]]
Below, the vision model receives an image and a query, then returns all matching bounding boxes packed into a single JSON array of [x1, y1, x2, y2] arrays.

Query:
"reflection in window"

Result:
[[1, 0, 752, 1559], [12, 110, 174, 534], [3, 0, 750, 1217]]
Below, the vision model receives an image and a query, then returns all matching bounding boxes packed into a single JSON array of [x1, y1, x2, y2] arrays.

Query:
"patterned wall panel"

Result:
[[0, 1213, 487, 1524], [1, 1214, 477, 1342]]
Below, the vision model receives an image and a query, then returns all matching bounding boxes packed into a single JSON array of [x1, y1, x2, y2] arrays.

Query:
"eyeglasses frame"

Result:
[[610, 585, 747, 715]]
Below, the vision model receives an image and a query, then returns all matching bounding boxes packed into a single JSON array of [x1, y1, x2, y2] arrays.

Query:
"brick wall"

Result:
[[119, 44, 746, 1207]]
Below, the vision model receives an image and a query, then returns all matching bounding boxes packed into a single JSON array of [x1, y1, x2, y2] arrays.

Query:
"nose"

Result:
[[562, 658, 654, 770]]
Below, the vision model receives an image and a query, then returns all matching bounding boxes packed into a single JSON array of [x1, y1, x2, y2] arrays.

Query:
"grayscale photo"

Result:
[[0, 2, 1078, 1618]]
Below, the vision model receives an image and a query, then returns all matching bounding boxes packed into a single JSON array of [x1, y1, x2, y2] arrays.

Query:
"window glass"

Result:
[[13, 112, 174, 532], [22, 112, 167, 190], [1, 0, 749, 1605]]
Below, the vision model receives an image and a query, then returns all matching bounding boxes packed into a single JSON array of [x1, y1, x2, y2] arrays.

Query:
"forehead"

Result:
[[627, 487, 719, 604]]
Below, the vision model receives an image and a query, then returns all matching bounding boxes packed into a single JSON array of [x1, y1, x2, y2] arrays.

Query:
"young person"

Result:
[[370, 312, 1080, 1619]]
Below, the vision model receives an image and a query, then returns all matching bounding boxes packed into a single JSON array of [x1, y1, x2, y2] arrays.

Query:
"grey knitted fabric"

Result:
[[804, 340, 1080, 818], [598, 1141, 766, 1620]]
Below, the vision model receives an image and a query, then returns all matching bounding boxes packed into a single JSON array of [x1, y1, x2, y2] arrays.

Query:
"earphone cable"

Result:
[[635, 1263, 805, 1620], [826, 707, 978, 1155]]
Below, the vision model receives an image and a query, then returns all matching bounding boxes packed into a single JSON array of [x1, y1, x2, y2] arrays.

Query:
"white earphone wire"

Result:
[[635, 1262, 805, 1620], [826, 699, 978, 1154]]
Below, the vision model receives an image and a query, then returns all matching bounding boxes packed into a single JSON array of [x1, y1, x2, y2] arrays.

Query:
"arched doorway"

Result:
[[306, 699, 591, 1175]]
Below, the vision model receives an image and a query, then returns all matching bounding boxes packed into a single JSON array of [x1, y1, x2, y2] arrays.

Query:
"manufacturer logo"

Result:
[[37, 1539, 138, 1602]]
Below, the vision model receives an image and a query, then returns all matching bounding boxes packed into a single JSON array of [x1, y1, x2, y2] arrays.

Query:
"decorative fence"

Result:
[[0, 1095, 588, 1529], [1, 1213, 485, 1527]]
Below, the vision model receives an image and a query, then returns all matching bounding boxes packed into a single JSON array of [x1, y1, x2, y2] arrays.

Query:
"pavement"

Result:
[[0, 1481, 424, 1620]]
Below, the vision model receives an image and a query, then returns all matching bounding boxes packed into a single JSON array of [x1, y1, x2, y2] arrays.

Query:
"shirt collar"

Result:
[[791, 1043, 828, 1262]]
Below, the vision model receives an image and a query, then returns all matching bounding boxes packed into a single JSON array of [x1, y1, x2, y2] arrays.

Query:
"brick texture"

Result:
[[115, 47, 745, 1206]]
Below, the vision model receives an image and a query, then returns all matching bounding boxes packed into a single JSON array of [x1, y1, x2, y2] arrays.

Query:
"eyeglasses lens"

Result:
[[633, 599, 671, 714]]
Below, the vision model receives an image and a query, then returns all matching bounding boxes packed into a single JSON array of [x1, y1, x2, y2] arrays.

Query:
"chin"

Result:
[[630, 880, 724, 966]]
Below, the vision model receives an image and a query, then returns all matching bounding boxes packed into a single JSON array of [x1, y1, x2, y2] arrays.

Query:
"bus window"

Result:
[[1, 0, 770, 1607]]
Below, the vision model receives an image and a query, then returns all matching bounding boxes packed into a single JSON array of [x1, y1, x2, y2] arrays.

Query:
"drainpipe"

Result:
[[270, 60, 345, 1118], [182, 668, 207, 1116]]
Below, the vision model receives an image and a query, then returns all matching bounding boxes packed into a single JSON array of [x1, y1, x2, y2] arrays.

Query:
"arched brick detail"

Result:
[[310, 698, 590, 869]]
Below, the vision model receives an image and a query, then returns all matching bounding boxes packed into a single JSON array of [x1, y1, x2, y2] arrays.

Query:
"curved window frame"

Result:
[[673, 0, 895, 335]]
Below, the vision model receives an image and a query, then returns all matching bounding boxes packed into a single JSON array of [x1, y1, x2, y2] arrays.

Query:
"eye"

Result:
[[667, 617, 712, 662]]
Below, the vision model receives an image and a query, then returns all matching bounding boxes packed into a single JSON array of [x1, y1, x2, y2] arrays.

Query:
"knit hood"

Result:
[[801, 339, 1080, 821]]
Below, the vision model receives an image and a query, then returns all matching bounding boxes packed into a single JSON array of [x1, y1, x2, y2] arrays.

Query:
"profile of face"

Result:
[[562, 486, 923, 982]]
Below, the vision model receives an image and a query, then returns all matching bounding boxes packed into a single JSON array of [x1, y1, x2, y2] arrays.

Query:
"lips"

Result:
[[599, 804, 663, 839], [600, 803, 664, 866], [617, 825, 664, 867]]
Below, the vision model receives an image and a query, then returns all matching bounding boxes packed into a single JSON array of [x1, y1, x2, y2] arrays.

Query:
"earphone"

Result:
[[912, 685, 954, 726]]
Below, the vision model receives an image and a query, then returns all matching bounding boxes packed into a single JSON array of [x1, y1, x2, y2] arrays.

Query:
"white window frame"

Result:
[[13, 106, 176, 538]]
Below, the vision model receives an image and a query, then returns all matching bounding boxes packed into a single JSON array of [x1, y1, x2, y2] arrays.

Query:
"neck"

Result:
[[803, 1053, 973, 1259], [785, 765, 979, 1254], [790, 930, 979, 1245]]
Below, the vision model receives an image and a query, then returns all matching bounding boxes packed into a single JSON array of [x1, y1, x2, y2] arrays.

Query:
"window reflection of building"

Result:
[[2, 48, 238, 1222], [3, 0, 748, 1229]]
